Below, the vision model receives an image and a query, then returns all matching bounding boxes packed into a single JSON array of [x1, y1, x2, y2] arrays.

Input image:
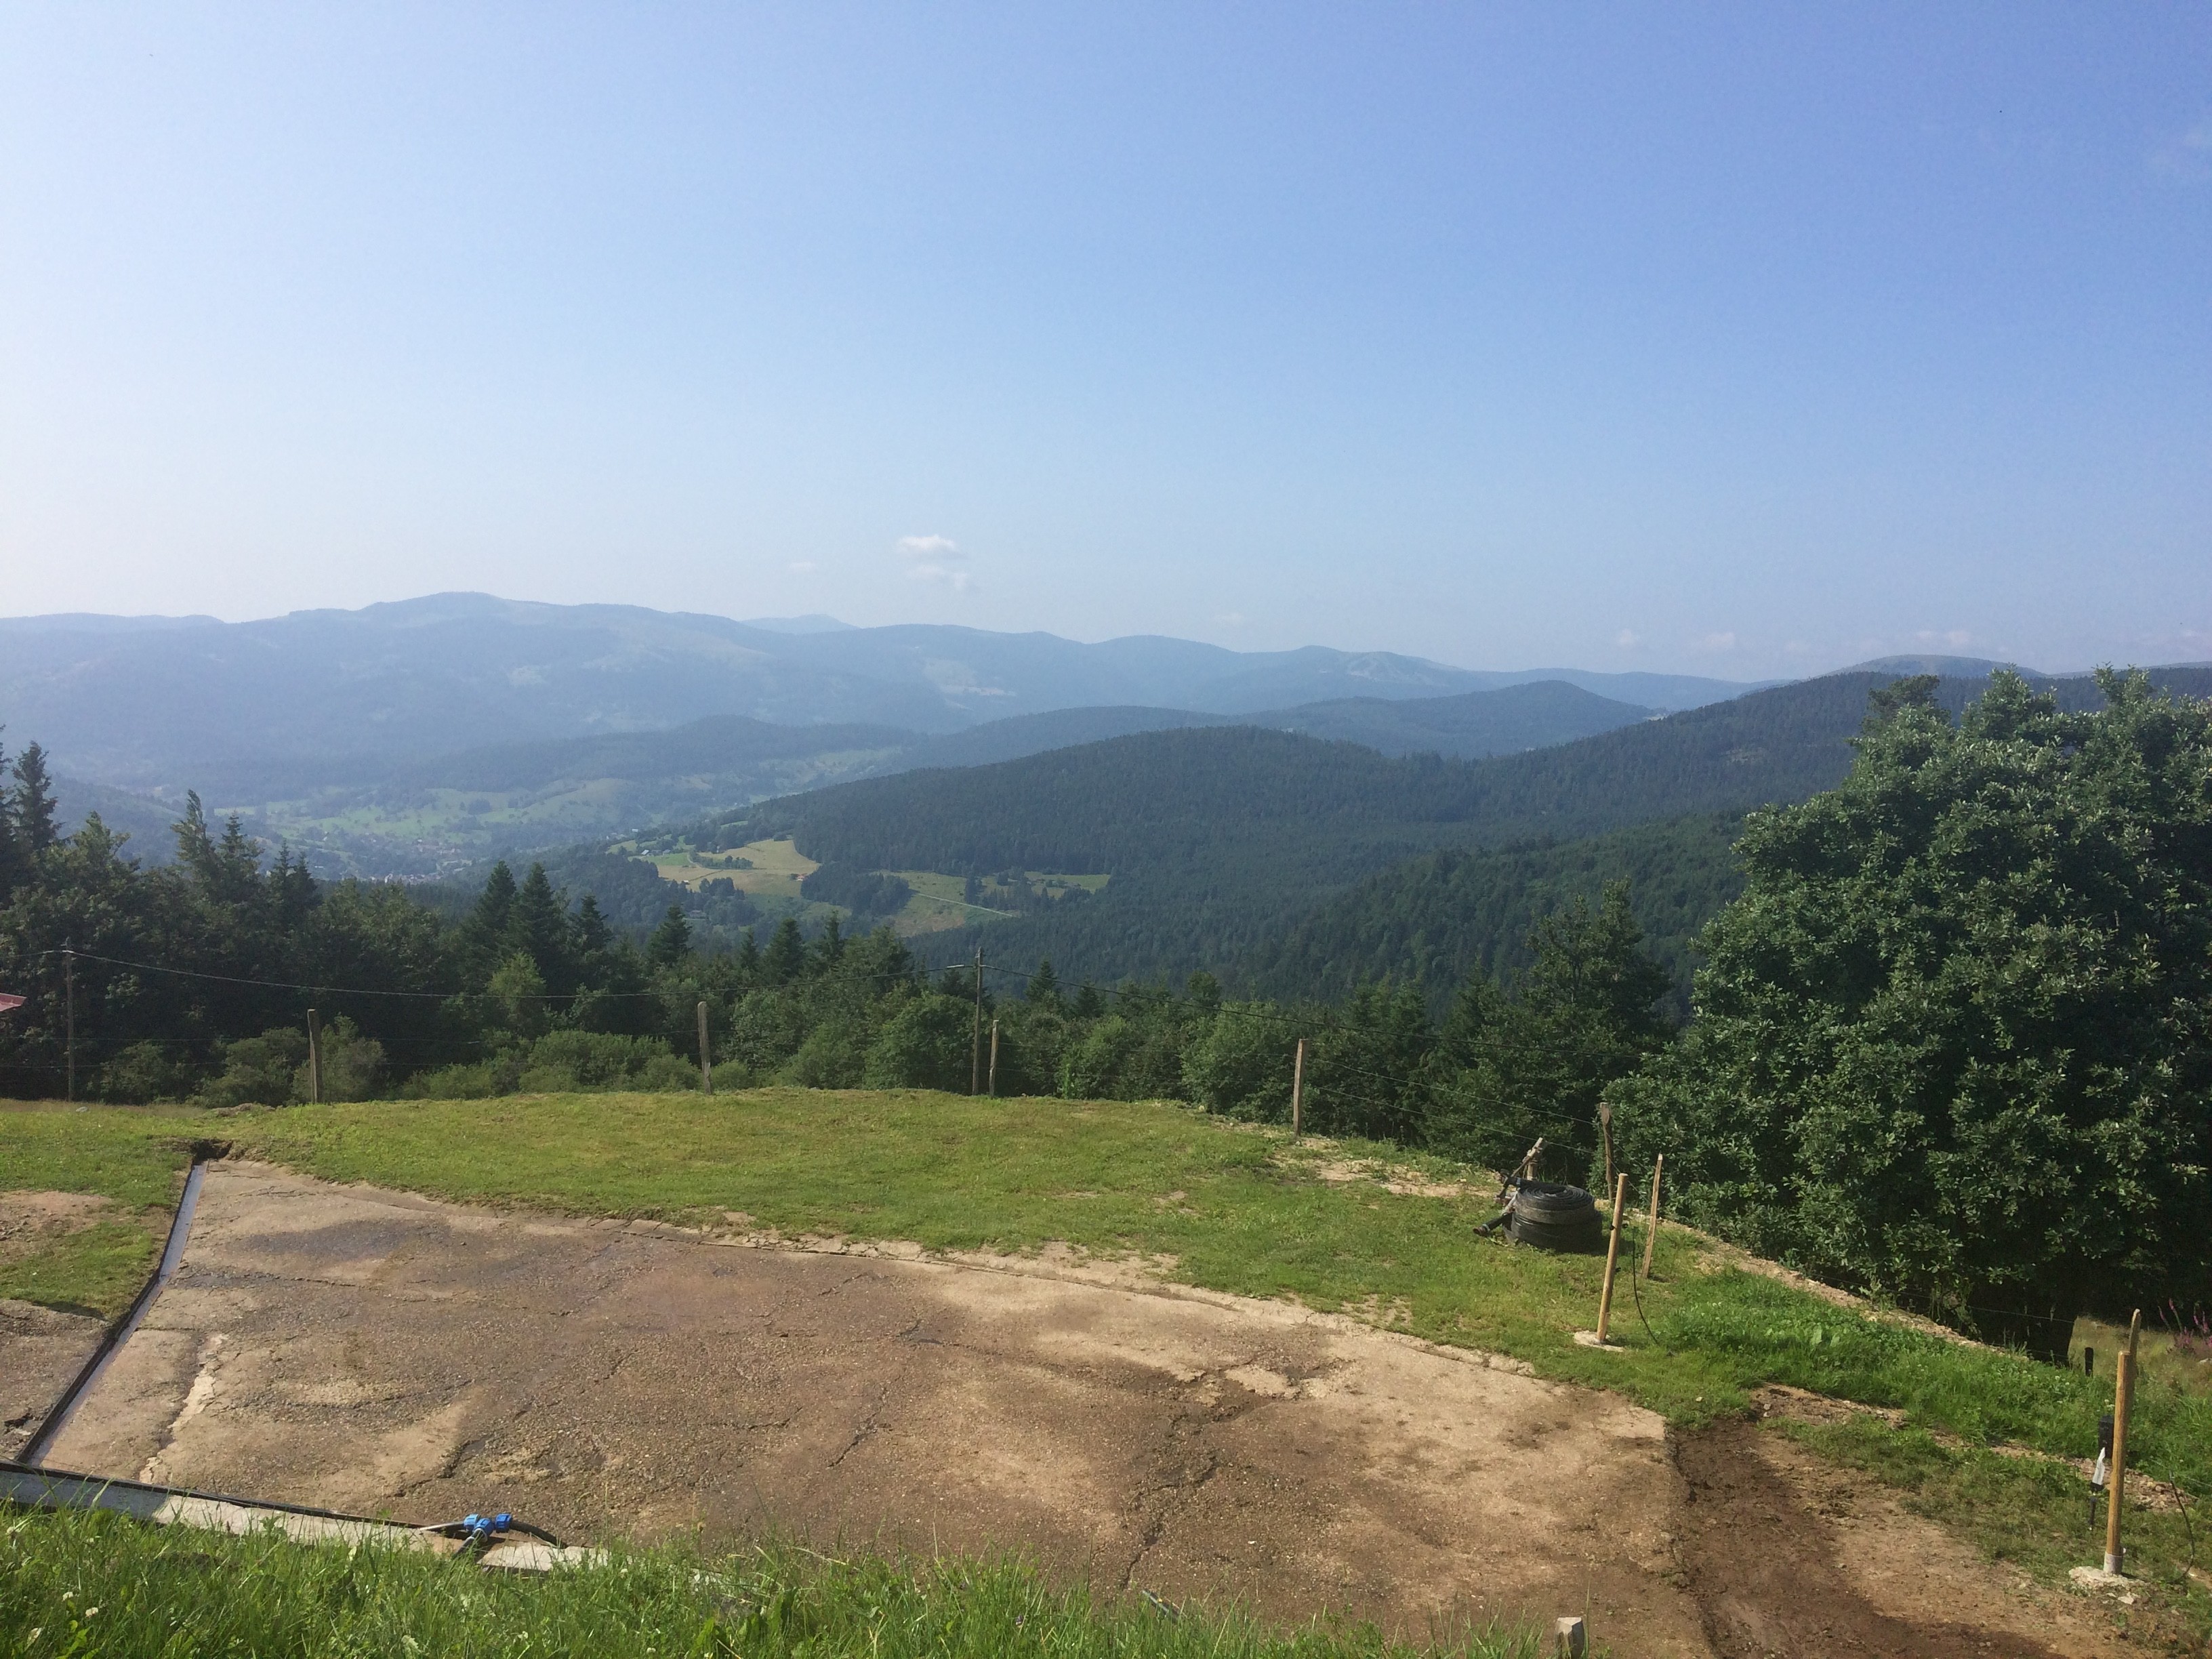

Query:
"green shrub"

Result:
[[196, 1027, 308, 1107], [95, 1040, 199, 1104], [864, 993, 972, 1091]]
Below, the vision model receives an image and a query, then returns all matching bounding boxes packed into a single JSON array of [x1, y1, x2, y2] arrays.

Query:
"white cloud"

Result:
[[1217, 611, 1246, 627], [787, 559, 817, 573], [895, 533, 973, 591], [1614, 628, 1640, 649], [1914, 628, 1973, 649], [1694, 631, 1738, 653]]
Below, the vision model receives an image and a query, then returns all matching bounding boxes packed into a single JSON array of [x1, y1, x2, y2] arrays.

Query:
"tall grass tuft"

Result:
[[1, 1508, 1542, 1659]]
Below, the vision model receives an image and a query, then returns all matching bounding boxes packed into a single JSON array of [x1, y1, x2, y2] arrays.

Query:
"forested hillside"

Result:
[[1241, 813, 1745, 1013], [732, 672, 1900, 980], [1241, 680, 1655, 757]]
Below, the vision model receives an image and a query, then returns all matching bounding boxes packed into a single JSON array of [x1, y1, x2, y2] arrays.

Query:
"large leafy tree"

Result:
[[1618, 672, 2212, 1348]]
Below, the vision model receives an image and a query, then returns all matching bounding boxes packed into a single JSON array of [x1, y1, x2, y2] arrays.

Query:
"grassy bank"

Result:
[[0, 1104, 194, 1317], [0, 1507, 1539, 1659]]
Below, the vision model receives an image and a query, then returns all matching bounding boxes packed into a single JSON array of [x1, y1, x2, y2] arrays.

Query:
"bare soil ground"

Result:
[[1672, 1421, 2133, 1658], [1, 1296, 104, 1458], [21, 1162, 2152, 1656]]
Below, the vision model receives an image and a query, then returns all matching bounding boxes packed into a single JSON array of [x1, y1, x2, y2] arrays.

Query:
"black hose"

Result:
[[2165, 1477, 2196, 1576], [1629, 1223, 1666, 1353]]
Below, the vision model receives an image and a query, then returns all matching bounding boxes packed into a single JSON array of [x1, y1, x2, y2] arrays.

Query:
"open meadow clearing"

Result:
[[5, 1092, 2210, 1656]]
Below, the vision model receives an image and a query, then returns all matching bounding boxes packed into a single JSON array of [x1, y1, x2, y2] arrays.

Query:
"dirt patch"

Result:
[[1673, 1420, 2130, 1658], [0, 1188, 115, 1265], [39, 1161, 2156, 1654], [1292, 1154, 1488, 1200], [1, 1296, 108, 1458], [47, 1162, 1706, 1651]]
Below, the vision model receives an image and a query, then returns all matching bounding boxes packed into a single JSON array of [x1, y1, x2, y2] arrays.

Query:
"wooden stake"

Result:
[[1595, 1172, 1629, 1345], [696, 1000, 713, 1097], [1642, 1155, 1664, 1278], [988, 1018, 1000, 1097], [306, 1008, 324, 1105], [970, 950, 985, 1095], [2104, 1309, 2142, 1574], [1599, 1101, 1614, 1193], [1290, 1038, 1305, 1136], [1517, 1136, 1545, 1185]]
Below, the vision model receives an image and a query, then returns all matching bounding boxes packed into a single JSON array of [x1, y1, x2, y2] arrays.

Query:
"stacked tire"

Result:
[[1504, 1181, 1604, 1252]]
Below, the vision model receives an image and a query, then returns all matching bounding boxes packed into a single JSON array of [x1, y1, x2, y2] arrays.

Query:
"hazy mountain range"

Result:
[[3, 592, 1755, 783], [13, 594, 2190, 893], [5, 593, 1746, 874]]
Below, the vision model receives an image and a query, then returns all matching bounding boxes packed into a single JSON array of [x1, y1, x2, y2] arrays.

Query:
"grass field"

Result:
[[3, 1507, 1540, 1659], [7, 1088, 2212, 1639], [653, 836, 819, 895]]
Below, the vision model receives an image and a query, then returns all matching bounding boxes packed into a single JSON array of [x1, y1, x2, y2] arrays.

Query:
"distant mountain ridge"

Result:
[[2, 592, 1759, 794], [43, 680, 1659, 878]]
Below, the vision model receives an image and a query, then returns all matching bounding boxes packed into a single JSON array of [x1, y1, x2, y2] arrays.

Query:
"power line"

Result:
[[33, 949, 665, 1002]]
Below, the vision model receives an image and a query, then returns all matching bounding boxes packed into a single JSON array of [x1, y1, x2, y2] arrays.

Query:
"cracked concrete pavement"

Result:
[[39, 1161, 1705, 1647]]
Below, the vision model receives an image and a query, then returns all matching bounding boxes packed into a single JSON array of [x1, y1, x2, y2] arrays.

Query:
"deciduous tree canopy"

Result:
[[1617, 670, 2212, 1347]]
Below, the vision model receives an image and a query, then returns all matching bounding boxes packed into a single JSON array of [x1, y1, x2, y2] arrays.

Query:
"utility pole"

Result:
[[970, 949, 985, 1094], [697, 1000, 714, 1096], [1290, 1038, 1306, 1136], [62, 944, 75, 1103], [987, 1019, 1000, 1097], [306, 1008, 324, 1104]]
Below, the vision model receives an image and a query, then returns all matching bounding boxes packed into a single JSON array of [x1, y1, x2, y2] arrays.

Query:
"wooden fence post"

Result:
[[1599, 1101, 1614, 1193], [988, 1018, 1000, 1097], [307, 1008, 324, 1104], [1290, 1038, 1305, 1136], [2104, 1309, 2142, 1574], [1595, 1172, 1629, 1345], [697, 1000, 713, 1096]]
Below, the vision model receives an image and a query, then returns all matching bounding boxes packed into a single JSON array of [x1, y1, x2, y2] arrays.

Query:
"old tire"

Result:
[[1507, 1182, 1604, 1252]]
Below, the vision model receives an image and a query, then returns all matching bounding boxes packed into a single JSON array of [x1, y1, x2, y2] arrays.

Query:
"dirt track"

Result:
[[22, 1163, 2142, 1655]]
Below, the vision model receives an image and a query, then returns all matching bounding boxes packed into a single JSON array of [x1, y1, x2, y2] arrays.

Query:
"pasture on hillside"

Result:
[[7, 1090, 2212, 1650]]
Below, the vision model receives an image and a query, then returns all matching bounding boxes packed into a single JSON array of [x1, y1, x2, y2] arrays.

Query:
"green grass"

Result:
[[0, 1103, 194, 1317], [0, 1508, 1541, 1659], [0, 1218, 165, 1318]]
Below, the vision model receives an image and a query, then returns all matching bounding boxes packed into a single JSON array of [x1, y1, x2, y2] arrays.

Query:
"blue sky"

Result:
[[2, 4, 2207, 677]]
